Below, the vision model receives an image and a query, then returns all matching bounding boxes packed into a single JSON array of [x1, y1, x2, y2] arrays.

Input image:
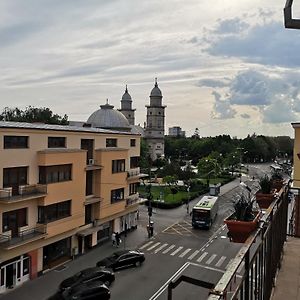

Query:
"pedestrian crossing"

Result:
[[139, 240, 239, 271]]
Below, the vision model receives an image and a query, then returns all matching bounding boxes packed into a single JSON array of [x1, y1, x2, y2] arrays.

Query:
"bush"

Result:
[[259, 175, 272, 194]]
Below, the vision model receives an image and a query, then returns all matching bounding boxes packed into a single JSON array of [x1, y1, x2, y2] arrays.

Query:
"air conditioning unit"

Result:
[[89, 159, 95, 165]]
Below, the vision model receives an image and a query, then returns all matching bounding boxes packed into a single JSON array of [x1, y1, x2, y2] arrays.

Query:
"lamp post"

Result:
[[146, 184, 153, 238]]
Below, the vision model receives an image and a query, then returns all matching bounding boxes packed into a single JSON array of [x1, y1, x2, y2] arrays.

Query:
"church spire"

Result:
[[125, 84, 128, 93], [155, 77, 158, 87]]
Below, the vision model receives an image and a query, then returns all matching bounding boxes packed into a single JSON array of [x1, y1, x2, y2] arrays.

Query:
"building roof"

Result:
[[121, 85, 132, 102], [0, 121, 138, 136], [86, 101, 131, 130], [150, 78, 162, 97], [194, 196, 218, 210]]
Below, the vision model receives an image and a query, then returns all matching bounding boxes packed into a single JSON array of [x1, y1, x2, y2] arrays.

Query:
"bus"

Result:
[[192, 196, 218, 229]]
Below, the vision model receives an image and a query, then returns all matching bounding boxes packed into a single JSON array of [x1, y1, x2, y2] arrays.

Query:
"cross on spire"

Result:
[[155, 77, 158, 87]]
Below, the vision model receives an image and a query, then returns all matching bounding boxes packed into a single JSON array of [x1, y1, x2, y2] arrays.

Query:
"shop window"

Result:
[[4, 136, 28, 149], [39, 164, 72, 184], [112, 159, 125, 173], [111, 188, 124, 204], [48, 137, 66, 148], [106, 138, 117, 147]]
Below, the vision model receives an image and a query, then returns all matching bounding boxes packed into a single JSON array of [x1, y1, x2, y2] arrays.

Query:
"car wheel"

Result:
[[135, 260, 141, 267]]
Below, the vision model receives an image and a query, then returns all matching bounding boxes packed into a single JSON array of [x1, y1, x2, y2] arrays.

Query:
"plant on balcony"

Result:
[[256, 176, 275, 209], [271, 172, 284, 191], [224, 194, 260, 243]]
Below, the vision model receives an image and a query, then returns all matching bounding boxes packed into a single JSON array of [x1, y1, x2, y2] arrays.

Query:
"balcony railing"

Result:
[[0, 184, 47, 203], [167, 185, 289, 300], [0, 224, 47, 249], [126, 194, 141, 206], [127, 169, 148, 180]]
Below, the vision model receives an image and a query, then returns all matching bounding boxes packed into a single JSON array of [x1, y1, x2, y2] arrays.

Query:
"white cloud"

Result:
[[211, 91, 237, 119]]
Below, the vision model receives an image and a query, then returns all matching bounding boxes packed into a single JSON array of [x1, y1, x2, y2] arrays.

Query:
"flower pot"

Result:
[[224, 212, 260, 243], [271, 179, 284, 191], [255, 192, 274, 209]]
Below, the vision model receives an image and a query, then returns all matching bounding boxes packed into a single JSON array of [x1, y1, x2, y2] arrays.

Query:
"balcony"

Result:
[[85, 159, 102, 171], [125, 194, 147, 207], [0, 224, 47, 250], [0, 184, 47, 203], [127, 169, 148, 181]]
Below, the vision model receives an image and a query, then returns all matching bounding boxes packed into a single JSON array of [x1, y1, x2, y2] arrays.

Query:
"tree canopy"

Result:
[[0, 106, 69, 125]]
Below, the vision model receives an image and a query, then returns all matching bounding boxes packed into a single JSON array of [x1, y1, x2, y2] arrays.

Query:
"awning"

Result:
[[77, 223, 109, 237]]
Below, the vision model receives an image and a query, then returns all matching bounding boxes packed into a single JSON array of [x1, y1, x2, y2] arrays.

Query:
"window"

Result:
[[39, 164, 72, 184], [48, 137, 66, 148], [106, 138, 117, 147], [129, 183, 139, 195], [130, 156, 139, 168], [111, 188, 124, 204], [4, 136, 28, 149], [112, 159, 125, 173], [38, 200, 71, 223], [130, 139, 136, 147], [3, 208, 27, 232]]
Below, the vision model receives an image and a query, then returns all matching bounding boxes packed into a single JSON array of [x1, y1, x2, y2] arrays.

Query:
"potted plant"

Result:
[[255, 176, 275, 209], [271, 172, 284, 191], [224, 194, 260, 243]]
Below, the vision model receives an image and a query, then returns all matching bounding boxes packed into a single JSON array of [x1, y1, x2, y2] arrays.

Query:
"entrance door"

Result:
[[3, 167, 27, 196], [2, 208, 27, 238], [6, 264, 14, 288]]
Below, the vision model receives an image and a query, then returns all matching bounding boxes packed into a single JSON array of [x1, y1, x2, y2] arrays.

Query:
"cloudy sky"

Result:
[[0, 0, 300, 137]]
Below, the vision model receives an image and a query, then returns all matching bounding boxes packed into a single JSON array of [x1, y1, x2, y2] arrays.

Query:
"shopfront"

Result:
[[0, 255, 30, 293]]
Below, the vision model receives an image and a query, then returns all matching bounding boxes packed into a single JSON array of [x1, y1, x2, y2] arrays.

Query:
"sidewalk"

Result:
[[0, 224, 150, 300], [272, 236, 300, 300]]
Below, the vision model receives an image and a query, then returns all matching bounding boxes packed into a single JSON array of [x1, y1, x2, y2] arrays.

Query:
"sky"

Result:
[[0, 0, 300, 138]]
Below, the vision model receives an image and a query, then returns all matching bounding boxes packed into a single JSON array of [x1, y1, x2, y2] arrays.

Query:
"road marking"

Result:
[[188, 250, 200, 260], [139, 241, 153, 250], [196, 252, 208, 263], [162, 244, 175, 254], [206, 254, 217, 265], [147, 242, 161, 251], [179, 248, 191, 258], [154, 243, 168, 254], [215, 256, 227, 267], [171, 246, 183, 256]]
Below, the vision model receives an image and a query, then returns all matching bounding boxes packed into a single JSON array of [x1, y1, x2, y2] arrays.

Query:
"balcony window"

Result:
[[38, 200, 71, 223], [112, 159, 125, 174], [130, 139, 136, 147], [39, 164, 72, 184], [48, 137, 66, 148], [3, 166, 28, 196], [129, 183, 139, 195], [4, 136, 28, 149], [130, 156, 139, 169], [111, 188, 124, 204], [106, 138, 117, 147], [2, 208, 27, 235]]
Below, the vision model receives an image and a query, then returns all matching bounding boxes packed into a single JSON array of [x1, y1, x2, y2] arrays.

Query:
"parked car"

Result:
[[62, 281, 110, 300], [59, 267, 115, 291], [96, 250, 145, 271]]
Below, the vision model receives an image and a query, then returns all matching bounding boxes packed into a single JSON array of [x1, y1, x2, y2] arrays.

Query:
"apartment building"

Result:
[[0, 121, 143, 293]]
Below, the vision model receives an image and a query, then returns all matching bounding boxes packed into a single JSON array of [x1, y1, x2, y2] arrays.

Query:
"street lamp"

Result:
[[146, 184, 153, 238]]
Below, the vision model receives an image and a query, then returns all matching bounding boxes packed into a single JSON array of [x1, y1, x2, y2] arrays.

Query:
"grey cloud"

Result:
[[211, 91, 236, 119], [213, 17, 249, 34], [207, 21, 300, 67], [197, 78, 229, 88]]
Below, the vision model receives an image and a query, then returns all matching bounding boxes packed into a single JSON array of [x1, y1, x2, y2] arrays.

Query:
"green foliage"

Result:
[[259, 175, 272, 194], [0, 106, 69, 125], [233, 195, 256, 221]]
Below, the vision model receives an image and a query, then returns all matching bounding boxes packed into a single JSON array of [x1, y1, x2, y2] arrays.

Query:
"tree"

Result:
[[0, 106, 69, 125], [197, 157, 220, 186]]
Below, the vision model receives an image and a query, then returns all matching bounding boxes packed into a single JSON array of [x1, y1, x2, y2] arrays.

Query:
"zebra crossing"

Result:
[[139, 240, 237, 270]]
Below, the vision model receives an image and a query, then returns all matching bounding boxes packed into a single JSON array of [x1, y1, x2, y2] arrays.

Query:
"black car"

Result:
[[96, 250, 145, 271], [59, 267, 115, 291], [62, 281, 110, 300]]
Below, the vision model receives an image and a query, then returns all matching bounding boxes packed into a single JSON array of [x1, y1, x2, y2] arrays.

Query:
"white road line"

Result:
[[154, 243, 168, 254], [162, 244, 175, 254], [170, 246, 183, 256], [179, 248, 191, 258], [139, 241, 154, 250], [147, 242, 161, 251], [196, 252, 208, 263], [215, 256, 227, 267], [188, 250, 200, 260], [206, 254, 217, 265]]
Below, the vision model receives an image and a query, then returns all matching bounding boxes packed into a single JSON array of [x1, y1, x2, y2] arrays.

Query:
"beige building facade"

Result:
[[0, 121, 143, 293]]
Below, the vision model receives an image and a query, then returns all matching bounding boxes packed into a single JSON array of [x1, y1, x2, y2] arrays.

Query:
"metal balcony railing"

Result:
[[167, 185, 289, 300], [0, 184, 47, 202], [125, 194, 140, 206], [0, 224, 47, 249]]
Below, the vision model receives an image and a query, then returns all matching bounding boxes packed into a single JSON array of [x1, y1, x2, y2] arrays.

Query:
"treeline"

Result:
[[164, 134, 293, 165]]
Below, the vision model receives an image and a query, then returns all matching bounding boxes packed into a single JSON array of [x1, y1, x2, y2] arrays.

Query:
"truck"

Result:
[[192, 195, 219, 229]]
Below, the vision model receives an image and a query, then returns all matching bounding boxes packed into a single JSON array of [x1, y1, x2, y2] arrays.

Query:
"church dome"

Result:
[[150, 78, 162, 97], [121, 85, 132, 101], [86, 101, 130, 130]]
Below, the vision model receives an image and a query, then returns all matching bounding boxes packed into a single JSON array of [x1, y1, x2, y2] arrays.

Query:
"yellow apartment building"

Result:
[[0, 120, 143, 293]]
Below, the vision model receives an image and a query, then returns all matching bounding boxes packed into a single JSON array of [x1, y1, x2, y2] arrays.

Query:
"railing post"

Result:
[[245, 251, 250, 300]]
